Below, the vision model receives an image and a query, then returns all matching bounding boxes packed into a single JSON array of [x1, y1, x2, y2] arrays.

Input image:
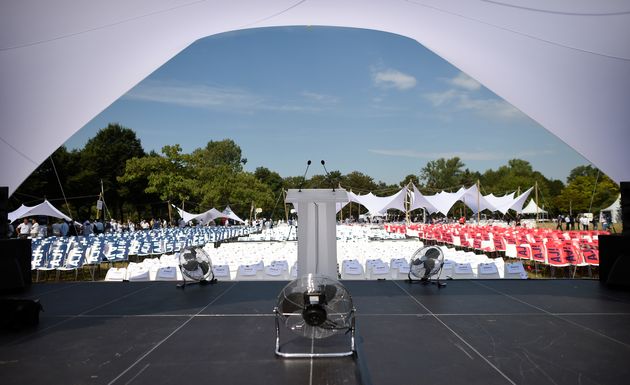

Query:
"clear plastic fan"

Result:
[[409, 246, 445, 281], [178, 247, 213, 282], [276, 274, 353, 339]]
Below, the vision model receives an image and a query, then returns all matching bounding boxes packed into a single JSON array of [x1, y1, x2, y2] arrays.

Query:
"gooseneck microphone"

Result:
[[321, 160, 336, 192], [298, 160, 312, 192]]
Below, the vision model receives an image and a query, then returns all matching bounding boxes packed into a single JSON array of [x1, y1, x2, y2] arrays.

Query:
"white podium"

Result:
[[285, 189, 348, 278]]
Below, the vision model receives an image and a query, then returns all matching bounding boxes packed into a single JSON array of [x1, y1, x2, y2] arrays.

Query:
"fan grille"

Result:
[[277, 274, 353, 339], [179, 247, 213, 282], [409, 246, 445, 280]]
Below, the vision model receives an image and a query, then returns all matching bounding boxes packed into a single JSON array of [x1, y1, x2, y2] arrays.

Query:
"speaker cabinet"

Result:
[[0, 239, 32, 294], [0, 186, 7, 240], [620, 181, 629, 235], [599, 234, 630, 289]]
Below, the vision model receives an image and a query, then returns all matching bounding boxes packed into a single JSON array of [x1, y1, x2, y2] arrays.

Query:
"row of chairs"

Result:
[[31, 226, 251, 281]]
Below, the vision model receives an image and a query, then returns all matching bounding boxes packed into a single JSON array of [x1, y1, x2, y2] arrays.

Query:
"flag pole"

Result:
[[476, 179, 481, 224], [535, 180, 539, 226]]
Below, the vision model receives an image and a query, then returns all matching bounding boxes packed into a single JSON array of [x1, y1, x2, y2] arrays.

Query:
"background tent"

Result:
[[8, 200, 72, 222], [351, 188, 408, 216], [221, 206, 245, 223], [601, 195, 621, 223], [520, 199, 548, 215]]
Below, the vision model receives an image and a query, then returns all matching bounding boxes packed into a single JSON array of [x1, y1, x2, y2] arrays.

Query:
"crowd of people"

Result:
[[555, 213, 611, 231], [6, 216, 199, 240]]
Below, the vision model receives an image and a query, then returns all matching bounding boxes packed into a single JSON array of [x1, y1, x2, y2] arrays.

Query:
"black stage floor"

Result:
[[1, 280, 630, 385]]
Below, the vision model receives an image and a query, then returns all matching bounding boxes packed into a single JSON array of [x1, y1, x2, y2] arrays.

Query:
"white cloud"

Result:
[[424, 89, 459, 106], [125, 81, 263, 110], [424, 89, 523, 120], [301, 91, 339, 104], [125, 80, 324, 113], [373, 69, 417, 90], [448, 72, 481, 91]]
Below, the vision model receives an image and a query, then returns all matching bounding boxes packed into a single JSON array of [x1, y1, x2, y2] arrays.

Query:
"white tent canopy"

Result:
[[349, 187, 408, 216], [222, 205, 245, 224], [8, 200, 72, 222], [173, 205, 222, 224], [520, 199, 548, 215], [409, 184, 533, 216], [601, 195, 621, 223], [1, 1, 629, 196]]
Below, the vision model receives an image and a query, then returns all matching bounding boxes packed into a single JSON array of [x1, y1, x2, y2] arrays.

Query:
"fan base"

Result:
[[176, 278, 218, 289], [273, 307, 356, 358]]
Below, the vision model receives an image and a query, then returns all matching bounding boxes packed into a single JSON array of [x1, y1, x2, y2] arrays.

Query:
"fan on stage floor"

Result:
[[274, 274, 356, 357], [408, 245, 446, 287], [177, 247, 216, 288]]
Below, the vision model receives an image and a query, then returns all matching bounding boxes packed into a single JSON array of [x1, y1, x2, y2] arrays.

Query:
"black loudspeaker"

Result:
[[621, 181, 629, 235], [0, 298, 42, 330], [0, 186, 7, 240], [599, 234, 630, 289], [0, 239, 32, 294]]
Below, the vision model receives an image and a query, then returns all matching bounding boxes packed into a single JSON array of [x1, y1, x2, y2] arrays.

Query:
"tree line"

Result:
[[10, 124, 620, 223]]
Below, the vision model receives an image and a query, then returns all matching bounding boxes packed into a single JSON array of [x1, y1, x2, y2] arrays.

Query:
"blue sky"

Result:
[[66, 26, 587, 184]]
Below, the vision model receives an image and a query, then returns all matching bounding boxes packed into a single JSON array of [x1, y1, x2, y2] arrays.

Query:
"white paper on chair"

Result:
[[240, 266, 257, 276], [344, 265, 363, 275], [106, 268, 126, 281], [213, 265, 230, 277], [442, 260, 455, 269], [372, 265, 390, 275], [157, 267, 176, 279], [506, 263, 525, 273], [478, 263, 497, 275], [265, 266, 283, 276], [397, 265, 410, 274], [390, 259, 406, 268], [455, 264, 472, 274]]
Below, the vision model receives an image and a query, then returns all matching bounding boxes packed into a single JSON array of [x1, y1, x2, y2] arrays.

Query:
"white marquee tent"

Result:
[[222, 205, 246, 224], [8, 200, 72, 222], [2, 1, 629, 196], [520, 199, 548, 215], [601, 195, 621, 223], [409, 185, 532, 216]]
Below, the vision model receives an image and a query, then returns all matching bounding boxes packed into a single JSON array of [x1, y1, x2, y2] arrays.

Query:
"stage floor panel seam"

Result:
[[472, 281, 630, 350], [106, 281, 238, 385], [392, 280, 519, 385], [0, 285, 154, 348]]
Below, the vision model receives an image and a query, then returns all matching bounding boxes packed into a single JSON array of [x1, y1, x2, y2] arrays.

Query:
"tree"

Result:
[[419, 157, 465, 191], [10, 146, 80, 214], [254, 167, 284, 193], [479, 159, 561, 214], [554, 166, 619, 214], [341, 171, 377, 194], [567, 165, 599, 183], [73, 123, 145, 219], [119, 144, 197, 209], [192, 139, 246, 172], [399, 174, 419, 188]]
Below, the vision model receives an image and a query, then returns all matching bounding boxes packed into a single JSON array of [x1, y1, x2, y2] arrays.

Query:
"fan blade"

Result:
[[323, 284, 337, 303], [182, 260, 199, 271], [281, 292, 305, 314]]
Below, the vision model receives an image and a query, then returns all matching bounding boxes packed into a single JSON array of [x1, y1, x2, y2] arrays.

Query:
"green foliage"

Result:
[[399, 174, 419, 188], [12, 123, 620, 223], [420, 157, 466, 191], [254, 167, 284, 193], [554, 168, 619, 214]]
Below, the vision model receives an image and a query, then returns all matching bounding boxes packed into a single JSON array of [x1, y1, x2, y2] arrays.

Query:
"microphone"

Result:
[[320, 160, 336, 191], [298, 160, 312, 191]]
